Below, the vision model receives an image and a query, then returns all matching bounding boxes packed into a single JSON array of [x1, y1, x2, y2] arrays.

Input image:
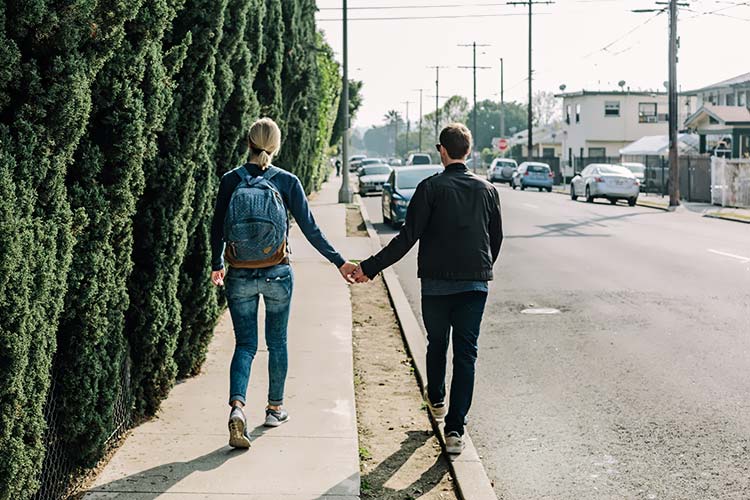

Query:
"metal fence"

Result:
[[32, 355, 134, 500]]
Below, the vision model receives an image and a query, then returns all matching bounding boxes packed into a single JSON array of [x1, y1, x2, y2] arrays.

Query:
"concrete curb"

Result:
[[552, 187, 670, 211], [704, 212, 750, 224], [356, 195, 498, 500]]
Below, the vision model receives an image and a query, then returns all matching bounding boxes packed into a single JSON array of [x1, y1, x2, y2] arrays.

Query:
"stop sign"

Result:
[[498, 138, 509, 151]]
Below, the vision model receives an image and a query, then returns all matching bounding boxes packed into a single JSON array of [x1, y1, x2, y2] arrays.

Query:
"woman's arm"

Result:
[[286, 177, 346, 268]]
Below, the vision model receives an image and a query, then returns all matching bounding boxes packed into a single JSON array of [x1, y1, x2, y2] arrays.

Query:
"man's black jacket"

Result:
[[360, 163, 503, 281]]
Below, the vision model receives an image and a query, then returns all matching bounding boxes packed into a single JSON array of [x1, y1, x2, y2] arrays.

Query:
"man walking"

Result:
[[353, 123, 503, 454]]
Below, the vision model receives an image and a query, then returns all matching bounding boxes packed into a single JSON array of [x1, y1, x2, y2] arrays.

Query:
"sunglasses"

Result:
[[435, 144, 442, 152]]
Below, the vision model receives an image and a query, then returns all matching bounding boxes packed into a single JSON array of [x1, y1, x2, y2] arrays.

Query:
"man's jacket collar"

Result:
[[445, 162, 467, 172]]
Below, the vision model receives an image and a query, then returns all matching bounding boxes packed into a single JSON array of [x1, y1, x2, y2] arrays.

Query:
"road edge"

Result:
[[356, 195, 498, 500], [552, 187, 670, 211], [704, 212, 750, 224]]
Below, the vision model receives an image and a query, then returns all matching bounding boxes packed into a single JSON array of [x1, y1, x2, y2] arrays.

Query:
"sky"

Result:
[[314, 0, 750, 130]]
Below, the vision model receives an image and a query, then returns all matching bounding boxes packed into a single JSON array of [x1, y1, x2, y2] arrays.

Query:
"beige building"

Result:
[[555, 90, 696, 163]]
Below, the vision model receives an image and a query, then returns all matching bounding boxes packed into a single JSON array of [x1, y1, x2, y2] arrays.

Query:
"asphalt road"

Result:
[[361, 185, 750, 500]]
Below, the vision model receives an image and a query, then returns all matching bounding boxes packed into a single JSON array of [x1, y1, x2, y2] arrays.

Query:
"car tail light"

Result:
[[594, 177, 603, 183], [548, 171, 554, 178], [524, 171, 529, 176], [634, 179, 641, 186]]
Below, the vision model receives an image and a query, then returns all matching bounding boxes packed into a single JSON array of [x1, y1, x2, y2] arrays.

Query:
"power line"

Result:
[[317, 12, 547, 21], [318, 2, 512, 10]]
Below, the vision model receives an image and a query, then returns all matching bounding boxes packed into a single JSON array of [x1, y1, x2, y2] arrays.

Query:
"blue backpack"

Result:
[[224, 165, 288, 266]]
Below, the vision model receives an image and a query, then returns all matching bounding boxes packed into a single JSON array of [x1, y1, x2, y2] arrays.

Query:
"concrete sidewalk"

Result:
[[84, 178, 371, 499]]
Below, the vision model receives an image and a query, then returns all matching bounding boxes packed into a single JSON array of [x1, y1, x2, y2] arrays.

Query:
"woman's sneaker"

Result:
[[423, 384, 447, 420], [445, 431, 465, 455], [228, 406, 252, 449], [264, 407, 289, 427]]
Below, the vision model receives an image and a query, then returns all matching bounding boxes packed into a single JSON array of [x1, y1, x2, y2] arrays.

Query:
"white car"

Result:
[[487, 158, 519, 184], [621, 162, 646, 191], [570, 164, 640, 206], [358, 164, 393, 195]]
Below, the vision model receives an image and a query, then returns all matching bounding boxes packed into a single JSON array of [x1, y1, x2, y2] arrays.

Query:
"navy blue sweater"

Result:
[[211, 164, 345, 271]]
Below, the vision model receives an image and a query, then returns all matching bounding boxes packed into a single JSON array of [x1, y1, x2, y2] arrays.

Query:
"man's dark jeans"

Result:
[[422, 291, 488, 436]]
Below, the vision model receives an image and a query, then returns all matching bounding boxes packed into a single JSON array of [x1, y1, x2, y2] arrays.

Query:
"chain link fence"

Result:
[[32, 356, 133, 500]]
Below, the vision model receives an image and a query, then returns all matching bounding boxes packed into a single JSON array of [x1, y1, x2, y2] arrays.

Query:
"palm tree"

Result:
[[384, 110, 402, 156]]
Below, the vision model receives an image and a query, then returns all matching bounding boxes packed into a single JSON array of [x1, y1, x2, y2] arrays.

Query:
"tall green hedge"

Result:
[[52, 0, 188, 467], [0, 1, 346, 497], [0, 2, 134, 497]]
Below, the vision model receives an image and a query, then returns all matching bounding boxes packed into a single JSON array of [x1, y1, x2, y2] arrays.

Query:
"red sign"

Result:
[[497, 138, 509, 151]]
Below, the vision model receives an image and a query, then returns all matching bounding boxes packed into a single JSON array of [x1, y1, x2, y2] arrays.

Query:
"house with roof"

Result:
[[684, 72, 750, 158], [506, 125, 563, 158], [555, 89, 696, 166]]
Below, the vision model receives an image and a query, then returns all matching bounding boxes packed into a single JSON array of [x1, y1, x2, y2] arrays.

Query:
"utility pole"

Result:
[[459, 42, 490, 170], [667, 0, 680, 208], [500, 57, 505, 139], [428, 66, 448, 143], [403, 100, 413, 155], [413, 88, 425, 151], [509, 0, 554, 160], [634, 0, 687, 208], [338, 0, 352, 203]]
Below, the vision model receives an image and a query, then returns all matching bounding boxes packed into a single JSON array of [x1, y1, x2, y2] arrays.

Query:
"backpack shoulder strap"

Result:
[[234, 165, 251, 182], [262, 166, 282, 181]]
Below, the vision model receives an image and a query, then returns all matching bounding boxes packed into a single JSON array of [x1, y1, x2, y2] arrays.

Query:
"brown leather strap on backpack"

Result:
[[225, 241, 289, 269]]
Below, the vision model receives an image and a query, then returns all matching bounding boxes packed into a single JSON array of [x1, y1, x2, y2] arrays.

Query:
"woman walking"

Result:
[[210, 118, 356, 449]]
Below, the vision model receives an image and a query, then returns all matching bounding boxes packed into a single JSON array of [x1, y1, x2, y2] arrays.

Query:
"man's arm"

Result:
[[359, 180, 432, 279], [489, 187, 503, 263]]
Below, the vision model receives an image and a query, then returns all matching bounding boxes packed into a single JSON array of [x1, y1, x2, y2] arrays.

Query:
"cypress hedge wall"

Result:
[[0, 1, 344, 497]]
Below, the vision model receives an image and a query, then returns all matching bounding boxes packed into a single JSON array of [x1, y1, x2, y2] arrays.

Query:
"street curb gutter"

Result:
[[356, 196, 498, 500], [704, 212, 750, 224], [552, 188, 670, 211]]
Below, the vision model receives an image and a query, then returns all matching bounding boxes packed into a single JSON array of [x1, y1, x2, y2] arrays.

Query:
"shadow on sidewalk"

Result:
[[346, 429, 451, 500], [81, 446, 245, 500]]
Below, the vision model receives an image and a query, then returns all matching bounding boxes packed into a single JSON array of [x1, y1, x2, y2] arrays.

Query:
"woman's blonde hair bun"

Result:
[[248, 117, 281, 169]]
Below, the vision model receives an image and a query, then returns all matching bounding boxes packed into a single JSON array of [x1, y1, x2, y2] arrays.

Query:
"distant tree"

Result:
[[466, 100, 528, 150], [363, 125, 392, 157], [533, 90, 561, 127], [330, 79, 364, 148]]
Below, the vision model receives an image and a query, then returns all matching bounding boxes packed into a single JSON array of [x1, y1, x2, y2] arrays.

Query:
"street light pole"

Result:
[[338, 0, 352, 203], [403, 100, 413, 155], [459, 42, 490, 171], [413, 89, 424, 152]]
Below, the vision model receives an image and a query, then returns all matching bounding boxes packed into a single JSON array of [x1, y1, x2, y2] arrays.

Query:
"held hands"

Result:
[[352, 265, 370, 284], [339, 261, 358, 284], [338, 261, 371, 284], [211, 269, 225, 287]]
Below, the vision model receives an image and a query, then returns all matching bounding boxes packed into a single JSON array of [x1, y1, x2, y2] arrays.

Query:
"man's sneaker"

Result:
[[445, 431, 465, 455], [423, 384, 447, 420], [228, 406, 251, 449], [264, 407, 289, 427]]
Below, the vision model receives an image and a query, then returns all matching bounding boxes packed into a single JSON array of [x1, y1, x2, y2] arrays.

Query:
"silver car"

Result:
[[570, 164, 640, 206], [487, 158, 518, 184], [358, 164, 393, 195]]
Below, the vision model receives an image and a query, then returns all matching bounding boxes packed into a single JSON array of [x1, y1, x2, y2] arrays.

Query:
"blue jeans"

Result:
[[421, 291, 488, 436], [225, 264, 293, 406]]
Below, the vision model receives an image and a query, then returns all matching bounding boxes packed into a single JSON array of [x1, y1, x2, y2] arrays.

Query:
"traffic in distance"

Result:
[[348, 151, 647, 224]]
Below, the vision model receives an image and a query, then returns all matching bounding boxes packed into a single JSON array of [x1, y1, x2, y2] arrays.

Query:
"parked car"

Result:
[[511, 162, 553, 192], [487, 158, 519, 184], [388, 157, 403, 166], [382, 165, 443, 226], [358, 165, 393, 195], [348, 154, 367, 171], [406, 153, 432, 166], [354, 157, 386, 173], [621, 162, 646, 191], [570, 163, 640, 206]]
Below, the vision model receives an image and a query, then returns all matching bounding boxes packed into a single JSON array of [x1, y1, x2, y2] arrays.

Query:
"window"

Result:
[[588, 147, 606, 158], [707, 93, 715, 105], [566, 105, 571, 124], [726, 93, 735, 106], [575, 104, 581, 123], [639, 103, 658, 123], [740, 92, 748, 107], [543, 147, 555, 157], [604, 101, 620, 117]]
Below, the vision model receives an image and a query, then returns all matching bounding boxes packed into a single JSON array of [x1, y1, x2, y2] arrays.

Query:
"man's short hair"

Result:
[[439, 123, 473, 160]]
